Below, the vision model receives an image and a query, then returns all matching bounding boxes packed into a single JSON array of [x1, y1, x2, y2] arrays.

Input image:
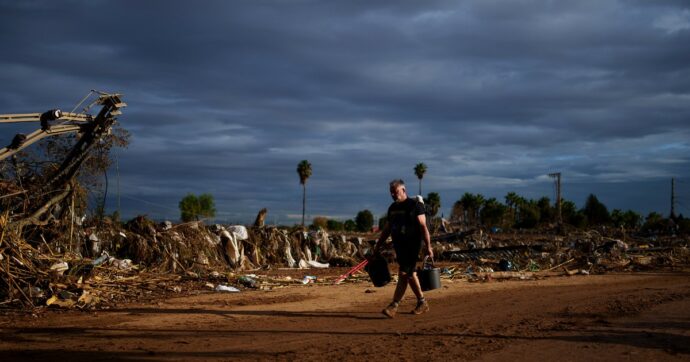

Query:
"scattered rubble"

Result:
[[0, 212, 375, 310], [1, 212, 688, 311], [435, 228, 688, 282]]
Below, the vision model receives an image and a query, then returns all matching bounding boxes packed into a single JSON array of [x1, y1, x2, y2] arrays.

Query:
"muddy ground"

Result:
[[1, 269, 689, 361]]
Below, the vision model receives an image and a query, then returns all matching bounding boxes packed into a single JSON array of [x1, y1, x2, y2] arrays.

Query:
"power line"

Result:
[[118, 194, 178, 212], [677, 200, 690, 213]]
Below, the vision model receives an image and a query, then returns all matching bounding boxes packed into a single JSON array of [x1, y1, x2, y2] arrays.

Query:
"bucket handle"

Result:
[[423, 255, 435, 269]]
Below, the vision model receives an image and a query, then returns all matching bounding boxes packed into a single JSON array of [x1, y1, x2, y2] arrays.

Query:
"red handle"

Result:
[[334, 259, 369, 284]]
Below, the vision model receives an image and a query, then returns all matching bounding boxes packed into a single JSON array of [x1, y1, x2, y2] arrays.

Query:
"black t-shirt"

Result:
[[387, 198, 425, 246]]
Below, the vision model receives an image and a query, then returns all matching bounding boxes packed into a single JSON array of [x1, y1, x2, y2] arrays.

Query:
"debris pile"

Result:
[[1, 213, 688, 310], [436, 228, 689, 281], [0, 213, 375, 309]]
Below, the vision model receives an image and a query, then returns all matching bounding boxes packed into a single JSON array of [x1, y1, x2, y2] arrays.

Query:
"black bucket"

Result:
[[417, 257, 441, 291], [365, 256, 391, 287]]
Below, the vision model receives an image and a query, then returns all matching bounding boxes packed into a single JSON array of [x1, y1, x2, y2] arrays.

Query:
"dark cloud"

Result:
[[2, 0, 689, 222]]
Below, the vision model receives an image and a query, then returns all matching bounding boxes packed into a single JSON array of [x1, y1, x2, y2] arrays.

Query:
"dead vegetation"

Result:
[[2, 210, 688, 311]]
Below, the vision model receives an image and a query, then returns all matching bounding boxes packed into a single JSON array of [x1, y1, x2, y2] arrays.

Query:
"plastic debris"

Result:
[[92, 253, 110, 266], [307, 260, 329, 268], [50, 261, 69, 274], [229, 225, 249, 241], [302, 276, 317, 284], [111, 258, 134, 270], [215, 284, 240, 292]]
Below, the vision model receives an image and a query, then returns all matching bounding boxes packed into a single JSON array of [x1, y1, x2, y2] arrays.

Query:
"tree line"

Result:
[[450, 192, 687, 234], [304, 192, 687, 235], [177, 159, 688, 235]]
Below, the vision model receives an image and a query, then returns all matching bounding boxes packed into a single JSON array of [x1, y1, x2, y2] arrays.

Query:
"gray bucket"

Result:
[[417, 257, 441, 291]]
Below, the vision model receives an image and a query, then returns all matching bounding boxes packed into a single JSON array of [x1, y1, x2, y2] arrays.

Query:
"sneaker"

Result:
[[382, 302, 398, 318], [412, 299, 429, 315]]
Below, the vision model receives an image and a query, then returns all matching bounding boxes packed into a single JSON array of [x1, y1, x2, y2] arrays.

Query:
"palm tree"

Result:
[[459, 193, 475, 225], [414, 163, 427, 195], [460, 192, 485, 225], [296, 160, 312, 227], [450, 200, 465, 222], [480, 197, 507, 228], [472, 194, 485, 224], [505, 191, 518, 225], [505, 192, 526, 226], [504, 192, 518, 212], [426, 192, 441, 217]]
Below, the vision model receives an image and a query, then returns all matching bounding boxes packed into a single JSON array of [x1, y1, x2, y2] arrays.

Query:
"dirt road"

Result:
[[1, 271, 689, 361]]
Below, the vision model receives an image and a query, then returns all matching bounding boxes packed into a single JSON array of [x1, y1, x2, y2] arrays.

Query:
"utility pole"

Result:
[[116, 155, 121, 216], [671, 177, 676, 220], [548, 172, 562, 224]]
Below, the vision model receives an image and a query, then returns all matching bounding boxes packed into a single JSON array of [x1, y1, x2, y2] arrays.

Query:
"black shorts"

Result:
[[393, 239, 422, 274]]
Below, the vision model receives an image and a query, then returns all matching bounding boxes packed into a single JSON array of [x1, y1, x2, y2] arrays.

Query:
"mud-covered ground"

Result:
[[1, 269, 689, 361]]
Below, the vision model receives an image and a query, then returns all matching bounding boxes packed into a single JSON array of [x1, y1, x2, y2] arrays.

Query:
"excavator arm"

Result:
[[1, 92, 127, 227], [0, 93, 125, 161]]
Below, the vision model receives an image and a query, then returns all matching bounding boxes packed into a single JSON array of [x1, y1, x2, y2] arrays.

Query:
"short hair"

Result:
[[389, 179, 405, 189]]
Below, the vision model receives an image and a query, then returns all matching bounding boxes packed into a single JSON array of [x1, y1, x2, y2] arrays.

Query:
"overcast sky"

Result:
[[1, 0, 689, 224]]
